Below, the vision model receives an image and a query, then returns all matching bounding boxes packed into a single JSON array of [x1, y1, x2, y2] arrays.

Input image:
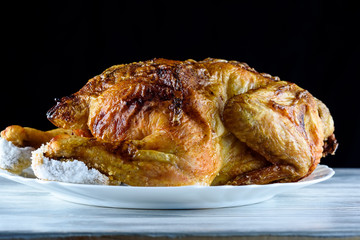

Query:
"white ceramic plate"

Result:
[[0, 165, 334, 209]]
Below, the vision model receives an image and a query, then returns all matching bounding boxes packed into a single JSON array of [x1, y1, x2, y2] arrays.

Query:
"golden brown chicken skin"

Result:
[[223, 81, 335, 184], [32, 58, 338, 186]]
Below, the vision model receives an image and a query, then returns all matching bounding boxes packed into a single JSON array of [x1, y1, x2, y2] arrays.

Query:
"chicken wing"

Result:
[[223, 81, 335, 184]]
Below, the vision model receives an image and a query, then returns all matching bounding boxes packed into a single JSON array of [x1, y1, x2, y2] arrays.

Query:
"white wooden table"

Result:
[[0, 168, 359, 240]]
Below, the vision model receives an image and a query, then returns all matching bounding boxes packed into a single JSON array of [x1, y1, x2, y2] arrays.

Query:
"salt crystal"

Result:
[[31, 145, 109, 185], [0, 138, 34, 173]]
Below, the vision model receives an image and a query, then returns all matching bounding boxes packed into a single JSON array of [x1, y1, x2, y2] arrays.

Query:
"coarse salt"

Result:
[[0, 137, 34, 173], [31, 145, 109, 185]]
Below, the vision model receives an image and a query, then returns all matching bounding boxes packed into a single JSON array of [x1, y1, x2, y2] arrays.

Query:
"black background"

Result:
[[1, 1, 359, 167]]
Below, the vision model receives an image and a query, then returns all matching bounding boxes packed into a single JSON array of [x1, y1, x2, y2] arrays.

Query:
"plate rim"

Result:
[[0, 165, 335, 209], [0, 164, 334, 190]]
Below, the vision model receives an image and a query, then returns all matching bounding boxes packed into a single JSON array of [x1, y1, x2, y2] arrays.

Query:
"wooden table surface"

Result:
[[0, 168, 359, 240]]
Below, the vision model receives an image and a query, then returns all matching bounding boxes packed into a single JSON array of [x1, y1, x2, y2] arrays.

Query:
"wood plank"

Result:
[[0, 168, 359, 239]]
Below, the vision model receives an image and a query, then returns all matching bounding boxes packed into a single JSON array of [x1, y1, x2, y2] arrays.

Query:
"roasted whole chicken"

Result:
[[0, 58, 337, 186]]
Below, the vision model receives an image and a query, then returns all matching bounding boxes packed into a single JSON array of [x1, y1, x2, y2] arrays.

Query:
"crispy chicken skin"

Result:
[[223, 81, 333, 184], [36, 58, 337, 186]]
